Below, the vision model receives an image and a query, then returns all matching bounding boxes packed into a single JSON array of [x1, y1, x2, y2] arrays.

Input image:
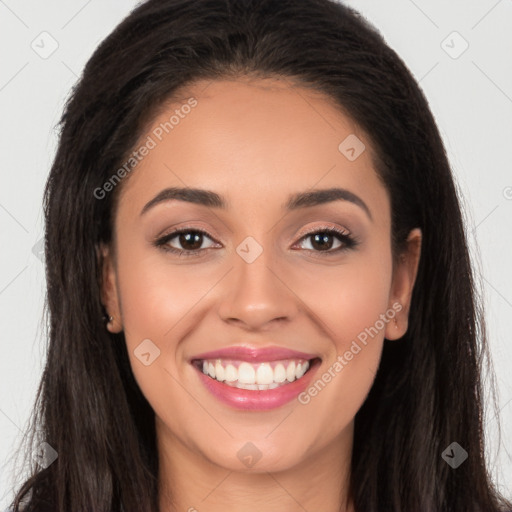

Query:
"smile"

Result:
[[190, 351, 322, 410]]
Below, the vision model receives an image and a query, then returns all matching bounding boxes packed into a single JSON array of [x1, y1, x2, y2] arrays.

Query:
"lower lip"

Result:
[[192, 359, 321, 411]]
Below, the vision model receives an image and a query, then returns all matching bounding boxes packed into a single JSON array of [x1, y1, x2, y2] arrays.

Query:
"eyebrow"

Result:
[[140, 186, 372, 221]]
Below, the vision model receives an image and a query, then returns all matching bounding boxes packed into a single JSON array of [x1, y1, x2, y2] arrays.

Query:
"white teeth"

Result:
[[225, 364, 237, 382], [208, 362, 215, 379], [273, 363, 286, 383], [297, 361, 309, 379], [224, 381, 270, 390], [286, 361, 296, 382], [256, 363, 274, 385], [198, 358, 313, 388], [238, 362, 256, 384], [215, 361, 225, 382]]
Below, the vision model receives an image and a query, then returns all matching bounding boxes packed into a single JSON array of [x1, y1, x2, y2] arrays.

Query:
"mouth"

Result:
[[190, 354, 322, 410]]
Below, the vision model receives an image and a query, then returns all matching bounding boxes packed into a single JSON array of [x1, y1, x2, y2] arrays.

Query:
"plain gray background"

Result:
[[1, 0, 511, 506]]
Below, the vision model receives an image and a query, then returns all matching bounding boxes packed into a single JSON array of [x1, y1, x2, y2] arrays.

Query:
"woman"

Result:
[[9, 0, 512, 510]]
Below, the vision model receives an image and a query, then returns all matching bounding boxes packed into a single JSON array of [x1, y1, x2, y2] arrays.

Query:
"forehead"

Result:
[[117, 77, 388, 218]]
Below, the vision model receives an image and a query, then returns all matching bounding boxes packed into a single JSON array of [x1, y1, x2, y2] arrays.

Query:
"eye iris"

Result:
[[311, 232, 334, 251], [179, 232, 203, 250]]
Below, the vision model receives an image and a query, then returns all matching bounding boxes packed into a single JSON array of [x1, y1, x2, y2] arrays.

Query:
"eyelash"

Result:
[[153, 225, 360, 258]]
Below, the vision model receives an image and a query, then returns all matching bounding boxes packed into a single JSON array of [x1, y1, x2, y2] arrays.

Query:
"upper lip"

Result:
[[190, 346, 319, 363]]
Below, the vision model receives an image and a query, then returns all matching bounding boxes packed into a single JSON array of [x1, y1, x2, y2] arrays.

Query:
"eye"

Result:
[[293, 226, 359, 255], [153, 225, 359, 258], [154, 228, 219, 257]]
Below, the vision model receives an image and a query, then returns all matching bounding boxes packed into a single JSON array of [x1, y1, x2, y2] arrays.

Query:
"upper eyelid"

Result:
[[297, 224, 351, 237]]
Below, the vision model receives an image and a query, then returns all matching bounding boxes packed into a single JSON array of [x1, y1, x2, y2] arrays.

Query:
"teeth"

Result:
[[208, 362, 215, 379], [256, 364, 274, 385], [274, 363, 286, 383], [224, 381, 281, 390], [238, 362, 256, 384], [215, 361, 225, 381], [198, 358, 311, 388], [286, 361, 296, 382], [225, 364, 237, 382]]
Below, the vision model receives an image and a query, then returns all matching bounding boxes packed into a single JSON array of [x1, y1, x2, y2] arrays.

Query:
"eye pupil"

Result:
[[180, 232, 203, 250], [311, 233, 334, 251]]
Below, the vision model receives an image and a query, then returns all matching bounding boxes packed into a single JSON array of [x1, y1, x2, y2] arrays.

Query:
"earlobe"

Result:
[[385, 228, 422, 341], [97, 243, 122, 333]]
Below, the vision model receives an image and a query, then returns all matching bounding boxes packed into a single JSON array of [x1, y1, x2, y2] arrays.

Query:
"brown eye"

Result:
[[307, 232, 339, 251], [155, 228, 218, 256], [175, 231, 204, 251], [294, 227, 358, 255]]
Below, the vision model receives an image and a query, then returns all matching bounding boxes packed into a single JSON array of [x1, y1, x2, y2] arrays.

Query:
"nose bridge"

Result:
[[217, 235, 298, 329]]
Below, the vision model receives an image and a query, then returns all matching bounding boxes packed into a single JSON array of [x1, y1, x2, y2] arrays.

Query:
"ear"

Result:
[[97, 243, 123, 333], [385, 228, 422, 340]]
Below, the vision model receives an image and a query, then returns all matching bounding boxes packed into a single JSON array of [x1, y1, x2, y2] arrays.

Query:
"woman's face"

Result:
[[101, 77, 421, 473]]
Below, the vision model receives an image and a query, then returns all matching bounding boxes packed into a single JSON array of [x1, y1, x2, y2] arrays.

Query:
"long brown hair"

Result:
[[10, 0, 512, 510]]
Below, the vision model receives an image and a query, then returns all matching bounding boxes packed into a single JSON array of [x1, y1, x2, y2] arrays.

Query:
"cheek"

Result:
[[294, 247, 393, 351], [113, 254, 206, 431], [113, 246, 229, 403], [330, 262, 392, 348], [291, 247, 393, 429], [116, 248, 220, 342]]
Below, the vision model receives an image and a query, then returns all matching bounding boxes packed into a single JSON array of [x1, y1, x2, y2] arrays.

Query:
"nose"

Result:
[[217, 247, 300, 332]]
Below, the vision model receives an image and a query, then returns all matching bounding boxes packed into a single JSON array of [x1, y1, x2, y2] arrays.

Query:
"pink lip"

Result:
[[190, 346, 318, 363], [190, 347, 322, 411]]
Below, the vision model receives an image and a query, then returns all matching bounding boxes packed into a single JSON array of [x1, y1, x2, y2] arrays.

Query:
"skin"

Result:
[[100, 76, 421, 512]]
